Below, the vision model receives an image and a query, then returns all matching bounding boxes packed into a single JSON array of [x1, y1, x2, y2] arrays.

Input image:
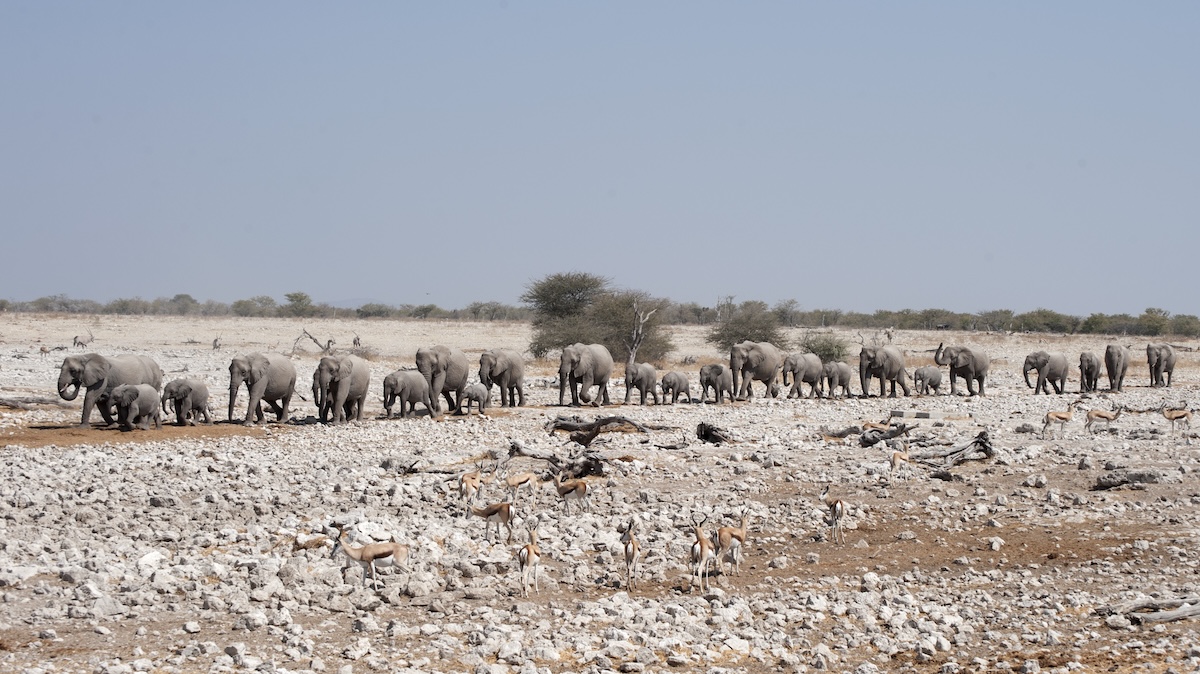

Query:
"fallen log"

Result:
[[507, 440, 606, 478], [0, 395, 73, 411], [544, 415, 657, 447], [821, 425, 862, 439], [1097, 596, 1200, 624], [860, 423, 916, 448], [910, 431, 995, 467], [696, 422, 736, 445]]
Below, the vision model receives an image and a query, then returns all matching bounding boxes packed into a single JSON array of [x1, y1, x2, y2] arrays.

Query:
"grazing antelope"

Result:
[[821, 485, 846, 545], [889, 447, 911, 480], [1085, 404, 1123, 434], [332, 527, 409, 591], [501, 467, 539, 504], [1160, 402, 1192, 435], [715, 508, 750, 577], [1041, 401, 1078, 439], [553, 472, 590, 514], [518, 523, 541, 597], [621, 518, 641, 591], [468, 501, 514, 543], [689, 513, 716, 591]]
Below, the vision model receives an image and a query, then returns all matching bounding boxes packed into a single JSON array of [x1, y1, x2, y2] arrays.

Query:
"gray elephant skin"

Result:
[[859, 346, 911, 398], [558, 343, 613, 406], [1078, 352, 1101, 393], [1147, 343, 1176, 387], [699, 364, 734, 403], [479, 349, 526, 407], [314, 355, 371, 424], [933, 343, 989, 396], [912, 366, 942, 395], [228, 353, 297, 426], [416, 345, 469, 416], [821, 361, 854, 398], [730, 341, 785, 400], [161, 378, 211, 426], [781, 353, 823, 399], [1105, 344, 1131, 392], [624, 362, 659, 405], [382, 370, 431, 418], [110, 383, 162, 431], [57, 353, 163, 427], [458, 383, 490, 416], [660, 371, 692, 404], [1023, 351, 1069, 395]]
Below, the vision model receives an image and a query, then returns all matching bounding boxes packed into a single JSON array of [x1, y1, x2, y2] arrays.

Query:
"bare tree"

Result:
[[624, 301, 658, 371]]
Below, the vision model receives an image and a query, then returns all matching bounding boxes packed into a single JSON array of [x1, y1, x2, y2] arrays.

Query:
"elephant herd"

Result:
[[54, 340, 1182, 429]]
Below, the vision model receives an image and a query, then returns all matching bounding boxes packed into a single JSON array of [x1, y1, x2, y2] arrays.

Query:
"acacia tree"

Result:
[[706, 300, 790, 352], [522, 273, 673, 362]]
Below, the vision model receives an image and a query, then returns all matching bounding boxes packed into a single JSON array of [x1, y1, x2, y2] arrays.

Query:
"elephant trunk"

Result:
[[730, 357, 743, 397], [933, 343, 948, 366], [58, 369, 81, 400], [859, 355, 870, 396], [558, 362, 571, 405], [162, 393, 170, 415], [228, 384, 239, 421], [1023, 362, 1034, 389]]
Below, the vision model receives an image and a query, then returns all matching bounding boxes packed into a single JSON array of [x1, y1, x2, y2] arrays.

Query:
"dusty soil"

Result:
[[2, 315, 1200, 673]]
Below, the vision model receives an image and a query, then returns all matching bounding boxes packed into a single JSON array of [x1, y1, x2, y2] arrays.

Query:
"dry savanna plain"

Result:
[[3, 314, 1200, 674]]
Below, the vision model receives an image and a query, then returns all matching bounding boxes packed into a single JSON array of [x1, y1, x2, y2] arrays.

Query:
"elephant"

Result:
[[781, 353, 823, 399], [912, 366, 942, 395], [313, 355, 371, 424], [1105, 344, 1131, 392], [1079, 352, 1101, 393], [820, 361, 854, 399], [1147, 343, 1177, 388], [228, 353, 297, 426], [57, 353, 163, 427], [933, 343, 989, 396], [558, 343, 613, 407], [161, 378, 211, 426], [859, 346, 911, 398], [699, 364, 735, 403], [1023, 351, 1069, 395], [729, 341, 785, 400], [478, 349, 526, 407], [415, 345, 469, 416], [624, 362, 659, 405], [110, 383, 162, 431], [382, 370, 431, 418], [660, 371, 692, 404], [458, 383, 490, 416]]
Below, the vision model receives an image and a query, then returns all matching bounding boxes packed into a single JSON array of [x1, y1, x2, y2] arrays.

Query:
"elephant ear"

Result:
[[177, 382, 193, 399], [81, 356, 110, 387], [747, 349, 765, 368], [250, 355, 270, 382], [336, 357, 353, 381]]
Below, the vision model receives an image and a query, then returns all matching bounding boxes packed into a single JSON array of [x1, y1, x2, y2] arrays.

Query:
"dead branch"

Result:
[[860, 423, 917, 447], [696, 422, 736, 445], [821, 426, 863, 439], [300, 329, 335, 354], [1097, 596, 1200, 624], [624, 302, 658, 368], [909, 431, 995, 467], [545, 415, 657, 447]]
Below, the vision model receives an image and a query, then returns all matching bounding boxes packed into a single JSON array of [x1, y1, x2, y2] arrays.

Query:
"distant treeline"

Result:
[[3, 293, 1197, 337]]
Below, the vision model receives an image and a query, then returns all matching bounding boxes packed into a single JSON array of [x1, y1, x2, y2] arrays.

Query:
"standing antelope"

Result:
[[468, 501, 514, 543], [821, 485, 846, 545], [73, 329, 94, 349], [518, 523, 541, 596], [689, 513, 716, 591], [459, 461, 495, 505], [1041, 401, 1078, 439], [715, 508, 750, 577], [1085, 404, 1124, 434], [501, 467, 539, 504], [332, 527, 409, 591], [621, 518, 641, 591], [1160, 402, 1192, 435], [553, 472, 590, 514]]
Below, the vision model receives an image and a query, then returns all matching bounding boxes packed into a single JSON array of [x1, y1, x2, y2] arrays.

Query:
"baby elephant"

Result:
[[111, 383, 162, 431], [382, 370, 431, 418], [458, 383, 490, 416], [660, 371, 692, 404], [913, 366, 942, 395], [161, 378, 211, 426], [699, 364, 735, 403]]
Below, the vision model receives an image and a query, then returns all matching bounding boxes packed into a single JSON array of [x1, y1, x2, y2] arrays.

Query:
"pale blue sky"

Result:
[[2, 3, 1196, 316]]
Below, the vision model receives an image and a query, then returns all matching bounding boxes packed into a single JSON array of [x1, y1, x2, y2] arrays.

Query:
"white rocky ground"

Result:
[[1, 315, 1200, 674]]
